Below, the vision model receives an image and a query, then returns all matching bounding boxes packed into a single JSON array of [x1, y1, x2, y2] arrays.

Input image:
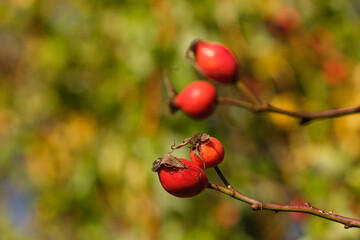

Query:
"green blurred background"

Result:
[[1, 0, 360, 239]]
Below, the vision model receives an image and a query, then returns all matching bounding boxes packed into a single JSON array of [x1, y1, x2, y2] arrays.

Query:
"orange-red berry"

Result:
[[189, 40, 239, 84], [174, 80, 217, 120], [190, 137, 224, 169]]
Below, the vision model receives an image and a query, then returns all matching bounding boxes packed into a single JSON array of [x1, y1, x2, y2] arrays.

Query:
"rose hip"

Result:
[[174, 80, 217, 120], [190, 137, 224, 169], [188, 39, 240, 84], [156, 158, 209, 198]]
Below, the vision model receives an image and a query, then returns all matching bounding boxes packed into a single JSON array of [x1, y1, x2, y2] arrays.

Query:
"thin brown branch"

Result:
[[207, 183, 360, 229], [217, 96, 360, 125], [236, 81, 262, 105]]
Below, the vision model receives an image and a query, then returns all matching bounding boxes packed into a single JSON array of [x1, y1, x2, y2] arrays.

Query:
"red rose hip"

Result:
[[155, 157, 209, 198], [188, 39, 240, 84], [174, 80, 217, 120], [190, 137, 224, 169]]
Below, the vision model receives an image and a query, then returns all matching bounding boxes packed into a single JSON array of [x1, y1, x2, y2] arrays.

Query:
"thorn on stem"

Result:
[[227, 185, 234, 190], [299, 117, 312, 125], [304, 202, 312, 208], [227, 185, 236, 197], [251, 202, 263, 211]]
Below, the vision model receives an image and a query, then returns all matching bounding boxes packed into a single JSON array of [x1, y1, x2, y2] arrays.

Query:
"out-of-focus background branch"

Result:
[[1, 0, 360, 239]]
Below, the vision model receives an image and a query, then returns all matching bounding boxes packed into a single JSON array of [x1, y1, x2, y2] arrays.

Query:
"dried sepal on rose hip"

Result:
[[171, 133, 212, 151], [152, 153, 187, 172], [171, 80, 217, 120], [152, 153, 209, 198], [186, 39, 240, 84], [172, 133, 225, 169]]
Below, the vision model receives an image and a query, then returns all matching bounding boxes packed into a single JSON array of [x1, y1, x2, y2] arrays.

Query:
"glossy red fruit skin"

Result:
[[192, 40, 239, 84], [174, 80, 217, 120], [190, 137, 224, 169], [157, 158, 209, 198]]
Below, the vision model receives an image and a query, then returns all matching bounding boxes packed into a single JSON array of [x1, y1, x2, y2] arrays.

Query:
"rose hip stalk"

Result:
[[187, 39, 240, 84]]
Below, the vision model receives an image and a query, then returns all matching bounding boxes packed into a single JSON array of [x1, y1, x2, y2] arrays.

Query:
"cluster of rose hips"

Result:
[[152, 133, 224, 198], [154, 40, 238, 197], [170, 39, 240, 120]]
